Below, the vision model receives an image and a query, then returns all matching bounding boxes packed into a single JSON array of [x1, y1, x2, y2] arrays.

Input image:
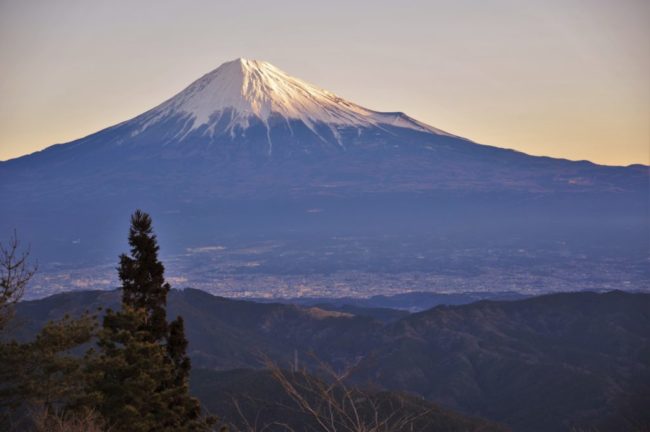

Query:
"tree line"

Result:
[[0, 211, 465, 432], [0, 210, 220, 431]]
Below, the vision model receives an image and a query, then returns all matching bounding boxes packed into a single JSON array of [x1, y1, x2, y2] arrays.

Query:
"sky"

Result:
[[0, 0, 648, 166]]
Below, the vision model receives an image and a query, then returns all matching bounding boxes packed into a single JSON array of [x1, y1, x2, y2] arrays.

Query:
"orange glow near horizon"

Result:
[[0, 0, 648, 166]]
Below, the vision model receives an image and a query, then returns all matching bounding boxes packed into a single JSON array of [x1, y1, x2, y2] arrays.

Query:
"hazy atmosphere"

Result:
[[1, 2, 648, 431], [1, 0, 648, 165]]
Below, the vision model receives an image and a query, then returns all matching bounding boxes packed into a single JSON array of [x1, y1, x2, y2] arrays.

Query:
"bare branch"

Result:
[[0, 231, 37, 330], [254, 355, 435, 432]]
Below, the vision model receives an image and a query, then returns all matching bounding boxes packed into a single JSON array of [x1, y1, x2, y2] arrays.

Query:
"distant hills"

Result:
[[252, 290, 529, 313], [10, 289, 650, 431]]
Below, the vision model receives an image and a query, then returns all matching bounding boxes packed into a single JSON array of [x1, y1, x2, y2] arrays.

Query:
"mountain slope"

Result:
[[2, 57, 646, 193], [10, 289, 650, 431], [354, 290, 650, 431], [0, 58, 647, 285], [190, 368, 508, 432], [146, 58, 449, 143]]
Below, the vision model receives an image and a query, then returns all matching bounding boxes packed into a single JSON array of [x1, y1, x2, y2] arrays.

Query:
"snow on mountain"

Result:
[[1, 56, 647, 275], [138, 58, 451, 139]]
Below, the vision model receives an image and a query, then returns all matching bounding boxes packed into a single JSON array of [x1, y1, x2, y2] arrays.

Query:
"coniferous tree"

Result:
[[167, 316, 191, 387], [0, 234, 99, 430], [164, 316, 207, 429], [118, 210, 170, 342], [0, 313, 97, 429], [91, 210, 215, 431]]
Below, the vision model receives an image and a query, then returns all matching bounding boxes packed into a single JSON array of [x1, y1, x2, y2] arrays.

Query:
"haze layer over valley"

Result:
[[1, 59, 648, 299]]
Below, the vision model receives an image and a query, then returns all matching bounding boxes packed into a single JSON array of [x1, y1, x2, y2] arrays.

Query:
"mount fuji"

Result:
[[0, 58, 647, 290]]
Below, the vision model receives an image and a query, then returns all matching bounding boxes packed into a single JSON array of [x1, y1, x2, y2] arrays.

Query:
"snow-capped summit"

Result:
[[141, 58, 449, 138], [2, 56, 647, 275]]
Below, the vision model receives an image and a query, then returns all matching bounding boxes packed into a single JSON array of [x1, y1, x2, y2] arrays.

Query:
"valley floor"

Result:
[[24, 235, 649, 300]]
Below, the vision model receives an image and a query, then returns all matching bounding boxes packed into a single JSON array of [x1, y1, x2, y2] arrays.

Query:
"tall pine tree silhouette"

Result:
[[118, 210, 170, 341], [92, 210, 215, 431]]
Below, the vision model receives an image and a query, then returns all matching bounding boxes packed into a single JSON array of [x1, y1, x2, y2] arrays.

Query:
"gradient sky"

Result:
[[1, 0, 648, 166]]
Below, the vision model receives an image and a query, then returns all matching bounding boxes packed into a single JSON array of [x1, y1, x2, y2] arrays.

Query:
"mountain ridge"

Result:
[[9, 288, 650, 431], [0, 59, 647, 291], [144, 58, 451, 139], [1, 58, 648, 168], [1, 58, 646, 190]]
